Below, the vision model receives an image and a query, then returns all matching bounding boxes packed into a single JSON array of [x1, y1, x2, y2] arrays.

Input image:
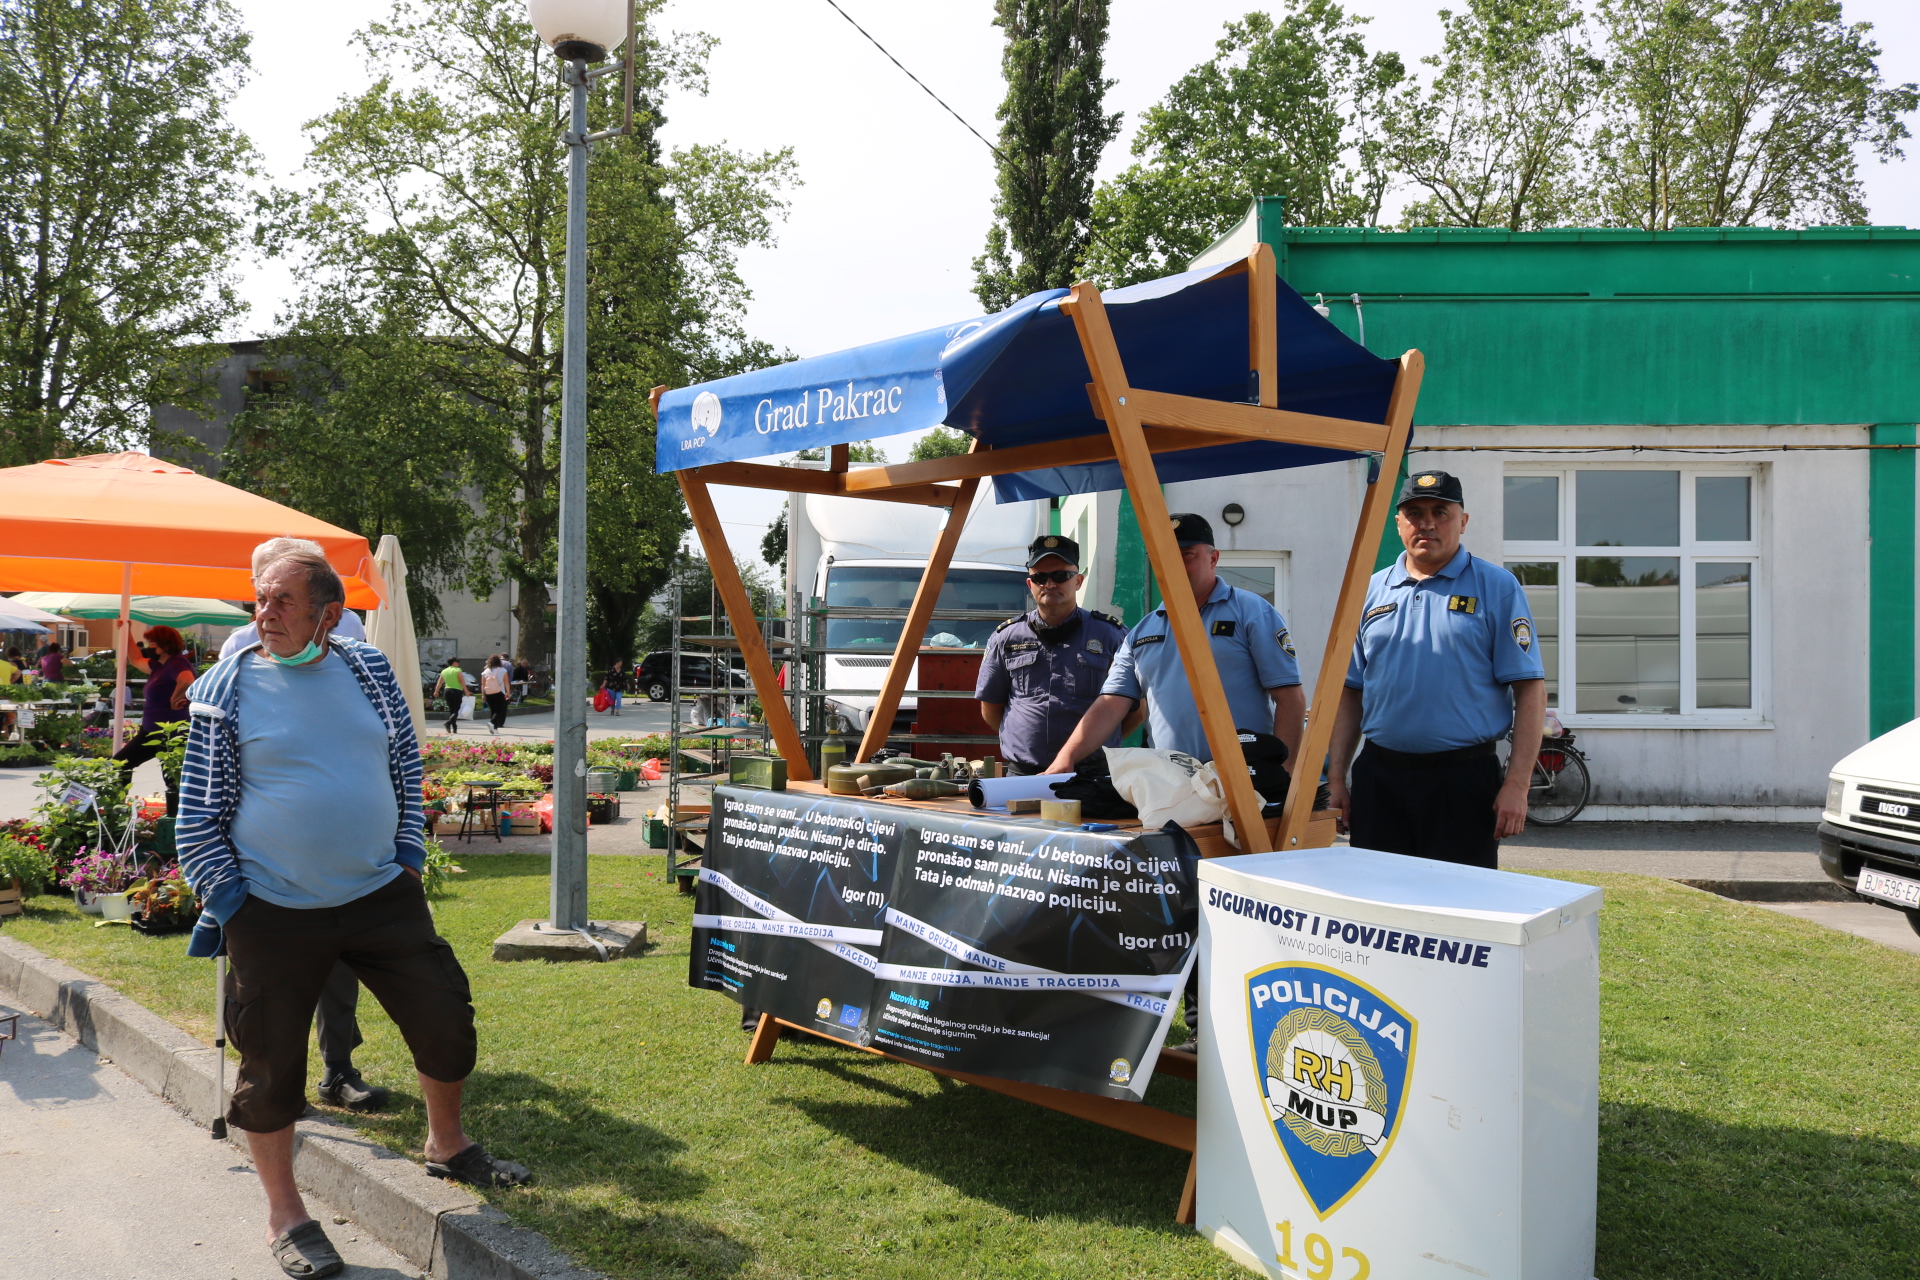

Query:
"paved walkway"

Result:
[[1499, 821, 1824, 880], [0, 1004, 417, 1280]]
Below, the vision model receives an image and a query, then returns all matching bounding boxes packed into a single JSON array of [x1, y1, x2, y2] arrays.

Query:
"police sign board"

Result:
[[1196, 849, 1602, 1280]]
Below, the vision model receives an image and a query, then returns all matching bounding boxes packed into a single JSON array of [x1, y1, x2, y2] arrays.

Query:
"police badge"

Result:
[[1246, 962, 1416, 1218]]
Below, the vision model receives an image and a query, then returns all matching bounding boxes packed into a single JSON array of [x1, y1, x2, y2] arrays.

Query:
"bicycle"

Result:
[[1516, 730, 1591, 826]]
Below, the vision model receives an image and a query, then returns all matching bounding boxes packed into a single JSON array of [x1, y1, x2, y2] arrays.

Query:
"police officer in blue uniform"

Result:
[[1327, 470, 1546, 868], [976, 535, 1135, 774], [1045, 513, 1305, 773]]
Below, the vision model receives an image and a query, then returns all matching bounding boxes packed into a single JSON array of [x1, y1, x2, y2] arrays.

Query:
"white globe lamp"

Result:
[[526, 0, 627, 62]]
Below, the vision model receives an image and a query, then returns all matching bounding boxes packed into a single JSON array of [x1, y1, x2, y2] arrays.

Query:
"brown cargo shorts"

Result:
[[222, 872, 477, 1133]]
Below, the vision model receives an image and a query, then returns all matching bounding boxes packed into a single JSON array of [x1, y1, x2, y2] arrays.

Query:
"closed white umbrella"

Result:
[[366, 535, 425, 738], [0, 596, 66, 627]]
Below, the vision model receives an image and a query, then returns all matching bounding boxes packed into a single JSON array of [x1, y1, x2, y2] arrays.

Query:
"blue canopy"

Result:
[[656, 260, 1399, 502]]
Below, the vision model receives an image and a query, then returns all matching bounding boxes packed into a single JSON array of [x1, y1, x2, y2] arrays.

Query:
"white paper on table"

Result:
[[968, 772, 1075, 811]]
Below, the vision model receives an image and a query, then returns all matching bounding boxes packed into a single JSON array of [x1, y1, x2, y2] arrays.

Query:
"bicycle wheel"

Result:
[[1526, 749, 1590, 826]]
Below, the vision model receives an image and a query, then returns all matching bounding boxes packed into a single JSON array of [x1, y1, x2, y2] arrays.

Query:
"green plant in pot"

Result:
[[0, 836, 56, 896], [34, 755, 133, 859]]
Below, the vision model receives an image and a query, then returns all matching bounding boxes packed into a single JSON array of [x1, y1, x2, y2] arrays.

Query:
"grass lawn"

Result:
[[6, 862, 1919, 1279]]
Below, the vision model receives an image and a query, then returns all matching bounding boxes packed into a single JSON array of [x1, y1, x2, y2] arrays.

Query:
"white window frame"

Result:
[[1501, 462, 1768, 729], [1216, 550, 1292, 615]]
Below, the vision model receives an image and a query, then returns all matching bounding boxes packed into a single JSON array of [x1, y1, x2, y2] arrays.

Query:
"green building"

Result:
[[1065, 203, 1918, 816]]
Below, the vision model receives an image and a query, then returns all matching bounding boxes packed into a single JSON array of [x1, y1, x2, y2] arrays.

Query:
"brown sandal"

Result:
[[269, 1220, 343, 1278], [425, 1142, 532, 1187]]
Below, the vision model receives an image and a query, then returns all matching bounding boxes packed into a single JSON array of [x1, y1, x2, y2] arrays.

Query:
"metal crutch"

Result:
[[211, 955, 228, 1140]]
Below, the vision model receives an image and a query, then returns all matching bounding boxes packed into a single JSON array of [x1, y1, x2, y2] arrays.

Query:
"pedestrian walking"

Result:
[[1326, 470, 1547, 868], [480, 654, 511, 734], [433, 658, 470, 734], [178, 545, 528, 1280], [602, 658, 629, 717], [112, 626, 196, 813]]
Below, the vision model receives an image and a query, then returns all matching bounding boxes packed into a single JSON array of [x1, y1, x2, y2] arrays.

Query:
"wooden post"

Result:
[[1247, 242, 1278, 409], [1062, 284, 1272, 854], [679, 473, 815, 781], [1275, 352, 1423, 851], [855, 475, 982, 763], [744, 1011, 781, 1064]]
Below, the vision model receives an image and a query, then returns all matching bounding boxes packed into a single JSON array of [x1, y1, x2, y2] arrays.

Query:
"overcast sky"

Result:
[[227, 0, 1920, 551]]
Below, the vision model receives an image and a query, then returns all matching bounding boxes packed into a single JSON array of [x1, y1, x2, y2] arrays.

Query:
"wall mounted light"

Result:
[[1222, 503, 1245, 527]]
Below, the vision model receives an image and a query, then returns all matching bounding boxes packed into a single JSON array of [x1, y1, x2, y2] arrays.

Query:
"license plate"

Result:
[[1861, 796, 1919, 820], [1857, 867, 1920, 909]]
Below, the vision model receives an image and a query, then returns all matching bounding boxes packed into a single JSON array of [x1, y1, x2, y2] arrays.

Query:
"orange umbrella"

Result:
[[0, 452, 389, 744], [0, 453, 386, 605]]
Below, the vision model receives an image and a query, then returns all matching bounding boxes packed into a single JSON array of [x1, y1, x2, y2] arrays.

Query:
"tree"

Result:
[[795, 441, 886, 463], [273, 0, 792, 666], [0, 0, 255, 466], [908, 427, 974, 461], [760, 509, 787, 571], [1589, 0, 1917, 229], [1082, 4, 1403, 286], [220, 323, 502, 637], [1387, 0, 1605, 230], [973, 0, 1121, 312]]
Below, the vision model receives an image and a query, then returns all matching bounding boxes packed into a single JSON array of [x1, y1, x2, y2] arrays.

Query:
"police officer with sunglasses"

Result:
[[975, 535, 1136, 774]]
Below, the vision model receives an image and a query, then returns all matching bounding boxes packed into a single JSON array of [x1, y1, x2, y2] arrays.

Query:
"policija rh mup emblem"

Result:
[[1246, 962, 1417, 1218]]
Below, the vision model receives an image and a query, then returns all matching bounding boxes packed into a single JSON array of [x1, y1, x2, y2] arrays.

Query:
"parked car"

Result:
[[636, 651, 750, 702], [1819, 717, 1920, 935]]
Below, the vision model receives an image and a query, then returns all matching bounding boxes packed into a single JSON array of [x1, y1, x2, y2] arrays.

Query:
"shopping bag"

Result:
[[1106, 748, 1227, 829], [593, 687, 612, 713], [461, 694, 477, 719], [640, 757, 662, 781]]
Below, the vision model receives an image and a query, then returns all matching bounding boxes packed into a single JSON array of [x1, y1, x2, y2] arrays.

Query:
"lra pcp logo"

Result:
[[1246, 962, 1416, 1218]]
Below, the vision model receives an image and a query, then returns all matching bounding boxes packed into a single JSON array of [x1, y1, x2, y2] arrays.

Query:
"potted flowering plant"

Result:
[[63, 848, 132, 915], [127, 861, 198, 935]]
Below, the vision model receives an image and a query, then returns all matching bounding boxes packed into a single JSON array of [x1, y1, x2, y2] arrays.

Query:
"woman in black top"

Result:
[[602, 659, 629, 717]]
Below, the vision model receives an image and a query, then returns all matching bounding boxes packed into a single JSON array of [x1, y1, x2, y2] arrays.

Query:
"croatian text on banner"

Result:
[[690, 786, 1199, 1099]]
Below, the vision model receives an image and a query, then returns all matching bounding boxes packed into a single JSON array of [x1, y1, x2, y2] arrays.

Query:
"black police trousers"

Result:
[[1349, 742, 1503, 869]]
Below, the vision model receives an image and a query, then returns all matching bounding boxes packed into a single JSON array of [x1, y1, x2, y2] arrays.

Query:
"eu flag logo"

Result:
[[838, 1004, 864, 1028]]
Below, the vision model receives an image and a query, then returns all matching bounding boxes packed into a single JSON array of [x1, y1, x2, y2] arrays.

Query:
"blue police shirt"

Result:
[[1344, 549, 1545, 753], [975, 606, 1129, 767], [1100, 580, 1301, 762]]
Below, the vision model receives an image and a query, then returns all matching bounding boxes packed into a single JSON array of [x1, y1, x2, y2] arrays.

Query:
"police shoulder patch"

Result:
[[1277, 628, 1296, 657], [1511, 618, 1534, 652]]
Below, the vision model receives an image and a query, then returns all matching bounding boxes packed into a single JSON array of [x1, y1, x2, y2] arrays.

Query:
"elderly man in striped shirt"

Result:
[[179, 544, 529, 1280]]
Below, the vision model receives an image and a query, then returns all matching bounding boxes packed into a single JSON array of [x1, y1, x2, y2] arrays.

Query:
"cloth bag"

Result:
[[1105, 748, 1228, 829], [461, 694, 478, 719]]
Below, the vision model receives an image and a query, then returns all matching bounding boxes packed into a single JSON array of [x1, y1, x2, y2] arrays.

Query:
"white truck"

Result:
[[786, 468, 1047, 736], [1820, 718, 1920, 935]]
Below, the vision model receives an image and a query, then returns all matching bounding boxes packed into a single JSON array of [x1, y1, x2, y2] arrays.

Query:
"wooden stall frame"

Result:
[[652, 243, 1423, 1220]]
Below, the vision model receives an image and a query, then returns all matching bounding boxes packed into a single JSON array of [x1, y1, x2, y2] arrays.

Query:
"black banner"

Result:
[[690, 788, 902, 1042], [691, 785, 1198, 1099]]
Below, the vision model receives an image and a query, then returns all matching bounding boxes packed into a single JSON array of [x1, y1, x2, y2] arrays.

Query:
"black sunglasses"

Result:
[[1027, 569, 1078, 584]]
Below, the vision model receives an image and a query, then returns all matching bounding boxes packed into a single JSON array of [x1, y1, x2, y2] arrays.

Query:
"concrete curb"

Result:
[[1675, 878, 1860, 903], [0, 934, 601, 1280]]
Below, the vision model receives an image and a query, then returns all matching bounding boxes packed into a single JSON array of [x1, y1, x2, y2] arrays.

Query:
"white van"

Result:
[[1820, 718, 1920, 935]]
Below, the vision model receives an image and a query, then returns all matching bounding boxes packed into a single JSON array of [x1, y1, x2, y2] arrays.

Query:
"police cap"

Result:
[[1169, 513, 1215, 547], [1397, 469, 1465, 507], [1025, 534, 1081, 569]]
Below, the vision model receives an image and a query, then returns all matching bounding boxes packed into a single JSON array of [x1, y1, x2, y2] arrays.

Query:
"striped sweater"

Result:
[[179, 638, 425, 958]]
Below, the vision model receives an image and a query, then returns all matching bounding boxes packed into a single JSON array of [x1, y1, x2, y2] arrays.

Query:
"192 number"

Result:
[[1275, 1220, 1369, 1280]]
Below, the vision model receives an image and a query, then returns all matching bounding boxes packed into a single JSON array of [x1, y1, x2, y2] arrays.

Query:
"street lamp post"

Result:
[[526, 0, 634, 932]]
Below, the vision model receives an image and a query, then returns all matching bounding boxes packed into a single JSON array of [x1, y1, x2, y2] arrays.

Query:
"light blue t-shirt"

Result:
[[1344, 549, 1546, 753], [229, 651, 403, 909], [1100, 579, 1302, 762]]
